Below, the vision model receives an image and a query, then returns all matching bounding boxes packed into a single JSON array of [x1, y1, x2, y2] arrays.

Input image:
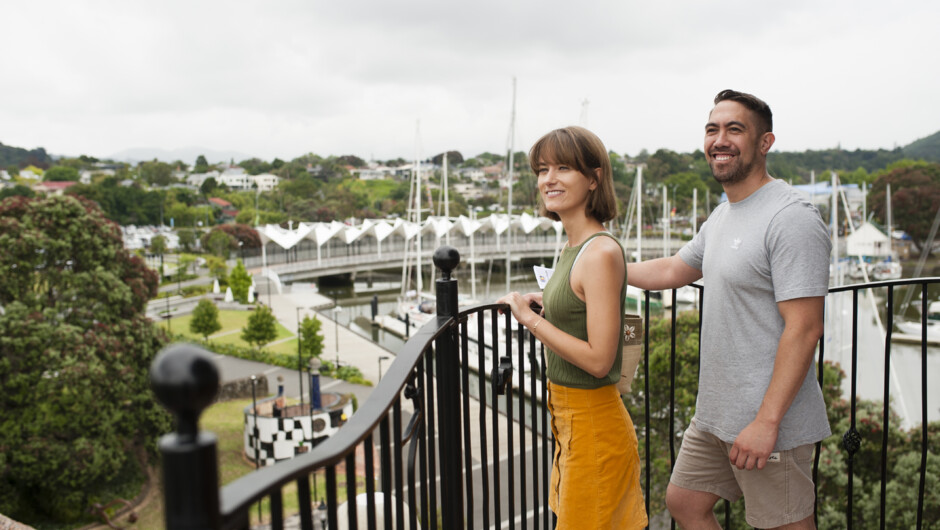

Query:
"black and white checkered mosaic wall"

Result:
[[243, 403, 354, 466]]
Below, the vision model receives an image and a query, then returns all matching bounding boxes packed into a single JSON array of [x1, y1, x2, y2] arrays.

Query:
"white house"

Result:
[[219, 168, 252, 190], [252, 173, 281, 192], [187, 170, 221, 188], [354, 166, 394, 180], [458, 167, 486, 182], [846, 222, 892, 257]]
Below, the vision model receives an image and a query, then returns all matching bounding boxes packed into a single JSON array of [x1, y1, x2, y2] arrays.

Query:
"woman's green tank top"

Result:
[[543, 232, 626, 389]]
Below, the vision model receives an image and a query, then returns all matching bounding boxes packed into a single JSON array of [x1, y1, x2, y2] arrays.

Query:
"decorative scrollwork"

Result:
[[842, 427, 862, 459]]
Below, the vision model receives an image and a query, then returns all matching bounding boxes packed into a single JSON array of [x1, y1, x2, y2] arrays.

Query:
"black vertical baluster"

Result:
[[297, 475, 313, 530], [492, 309, 503, 530], [461, 319, 475, 528], [345, 452, 357, 529], [541, 343, 550, 530], [644, 292, 652, 523], [528, 330, 540, 530], [394, 400, 405, 529], [417, 362, 429, 530], [665, 289, 677, 530], [517, 320, 527, 530], [815, 307, 826, 529], [505, 310, 515, 530], [843, 289, 862, 529], [916, 284, 928, 530], [364, 434, 377, 530], [880, 286, 893, 530], [380, 417, 393, 530], [478, 312, 492, 530], [326, 466, 338, 530], [425, 349, 438, 530], [270, 489, 283, 530]]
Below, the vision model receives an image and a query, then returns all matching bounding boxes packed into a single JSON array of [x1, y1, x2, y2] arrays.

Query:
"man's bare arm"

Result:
[[729, 296, 825, 470], [627, 255, 702, 291]]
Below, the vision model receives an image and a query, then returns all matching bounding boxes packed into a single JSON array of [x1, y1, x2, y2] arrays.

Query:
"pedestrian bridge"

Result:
[[244, 215, 686, 284]]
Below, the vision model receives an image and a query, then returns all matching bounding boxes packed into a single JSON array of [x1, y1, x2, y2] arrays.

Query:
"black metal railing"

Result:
[[151, 245, 938, 529]]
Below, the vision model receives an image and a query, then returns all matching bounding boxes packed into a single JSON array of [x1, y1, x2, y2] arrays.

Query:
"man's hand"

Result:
[[729, 419, 779, 470]]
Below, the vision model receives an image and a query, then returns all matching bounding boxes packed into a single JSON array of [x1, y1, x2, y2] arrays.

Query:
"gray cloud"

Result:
[[2, 0, 937, 162]]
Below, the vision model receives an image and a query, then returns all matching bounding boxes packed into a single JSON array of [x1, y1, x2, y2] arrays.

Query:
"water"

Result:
[[826, 288, 939, 428]]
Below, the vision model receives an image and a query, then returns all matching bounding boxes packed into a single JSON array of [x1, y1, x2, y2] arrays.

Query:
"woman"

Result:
[[498, 126, 647, 529]]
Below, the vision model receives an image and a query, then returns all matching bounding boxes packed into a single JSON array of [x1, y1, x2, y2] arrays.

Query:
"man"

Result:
[[628, 89, 831, 529]]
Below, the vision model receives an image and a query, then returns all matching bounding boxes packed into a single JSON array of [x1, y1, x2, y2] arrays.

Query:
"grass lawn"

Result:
[[134, 398, 354, 528], [163, 309, 295, 348]]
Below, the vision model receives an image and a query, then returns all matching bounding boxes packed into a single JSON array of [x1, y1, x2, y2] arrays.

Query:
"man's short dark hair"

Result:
[[714, 89, 773, 134]]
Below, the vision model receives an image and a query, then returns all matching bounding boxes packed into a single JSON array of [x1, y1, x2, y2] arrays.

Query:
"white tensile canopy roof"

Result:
[[255, 214, 563, 253]]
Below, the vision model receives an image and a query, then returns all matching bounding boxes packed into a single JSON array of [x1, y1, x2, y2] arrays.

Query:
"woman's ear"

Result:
[[591, 168, 601, 190]]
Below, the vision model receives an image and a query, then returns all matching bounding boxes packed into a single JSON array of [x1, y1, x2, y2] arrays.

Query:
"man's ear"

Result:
[[760, 132, 776, 155]]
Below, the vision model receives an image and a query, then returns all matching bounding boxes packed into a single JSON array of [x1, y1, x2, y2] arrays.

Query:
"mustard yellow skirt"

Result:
[[547, 381, 648, 529]]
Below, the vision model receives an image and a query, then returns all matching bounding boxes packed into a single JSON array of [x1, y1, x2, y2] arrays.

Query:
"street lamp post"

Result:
[[164, 292, 171, 333], [332, 302, 342, 369], [317, 499, 327, 530], [378, 355, 390, 382]]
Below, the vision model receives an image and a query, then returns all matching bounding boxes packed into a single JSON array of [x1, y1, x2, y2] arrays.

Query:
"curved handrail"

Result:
[[218, 314, 457, 517]]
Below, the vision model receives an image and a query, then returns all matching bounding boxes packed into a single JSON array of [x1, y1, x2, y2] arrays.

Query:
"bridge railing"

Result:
[[151, 245, 939, 529]]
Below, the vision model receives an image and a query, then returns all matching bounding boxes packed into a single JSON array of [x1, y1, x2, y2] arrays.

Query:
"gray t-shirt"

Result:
[[678, 179, 832, 450]]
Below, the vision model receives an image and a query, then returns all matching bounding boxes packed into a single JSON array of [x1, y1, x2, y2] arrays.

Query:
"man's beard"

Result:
[[709, 151, 757, 184]]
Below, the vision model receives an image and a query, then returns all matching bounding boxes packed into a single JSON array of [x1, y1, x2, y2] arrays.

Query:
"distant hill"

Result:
[[903, 130, 940, 162], [107, 146, 253, 167], [0, 142, 54, 169]]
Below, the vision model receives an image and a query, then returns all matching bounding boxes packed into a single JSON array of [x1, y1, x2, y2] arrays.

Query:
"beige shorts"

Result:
[[670, 419, 817, 528]]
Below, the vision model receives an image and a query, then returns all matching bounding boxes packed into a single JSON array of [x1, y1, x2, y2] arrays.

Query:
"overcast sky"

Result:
[[3, 0, 939, 165]]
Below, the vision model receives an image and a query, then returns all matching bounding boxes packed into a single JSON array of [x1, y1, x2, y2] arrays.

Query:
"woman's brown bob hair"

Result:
[[529, 126, 617, 223]]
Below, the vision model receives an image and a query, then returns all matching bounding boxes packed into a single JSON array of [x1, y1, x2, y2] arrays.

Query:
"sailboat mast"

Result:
[[635, 166, 643, 315], [444, 153, 450, 246], [886, 182, 893, 256], [415, 122, 423, 295], [505, 76, 516, 294], [662, 185, 668, 258], [636, 166, 643, 263]]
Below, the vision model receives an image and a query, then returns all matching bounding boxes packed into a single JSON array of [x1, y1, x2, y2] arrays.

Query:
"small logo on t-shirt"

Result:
[[731, 238, 742, 250]]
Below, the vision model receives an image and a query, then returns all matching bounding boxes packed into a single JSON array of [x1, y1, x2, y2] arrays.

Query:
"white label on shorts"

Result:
[[767, 452, 781, 463]]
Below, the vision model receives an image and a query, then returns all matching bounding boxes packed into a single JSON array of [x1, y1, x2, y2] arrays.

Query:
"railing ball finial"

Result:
[[433, 245, 460, 280], [151, 343, 220, 440]]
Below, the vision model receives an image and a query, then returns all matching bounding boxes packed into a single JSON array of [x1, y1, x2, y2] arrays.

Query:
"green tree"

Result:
[[300, 314, 325, 362], [205, 255, 228, 283], [241, 305, 277, 347], [205, 229, 236, 257], [610, 151, 632, 186], [177, 228, 197, 252], [138, 160, 174, 186], [663, 171, 711, 215], [200, 176, 219, 195], [189, 298, 221, 339], [43, 165, 80, 182], [194, 154, 209, 174], [868, 160, 940, 252], [644, 148, 690, 184], [0, 184, 35, 200], [228, 259, 252, 303], [150, 234, 167, 256], [0, 195, 170, 524]]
